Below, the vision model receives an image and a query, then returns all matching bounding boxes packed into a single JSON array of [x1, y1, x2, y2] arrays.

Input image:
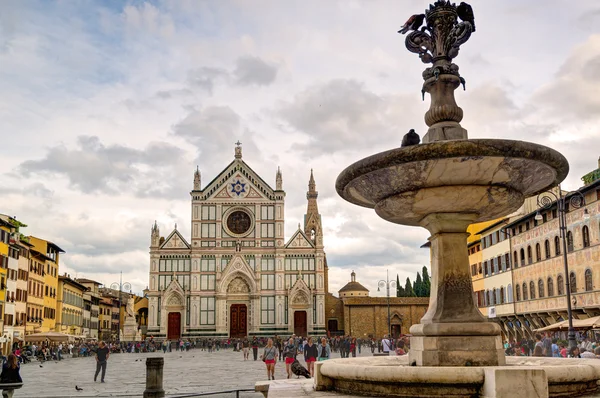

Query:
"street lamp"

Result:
[[536, 186, 586, 349], [110, 271, 131, 343], [377, 270, 397, 339]]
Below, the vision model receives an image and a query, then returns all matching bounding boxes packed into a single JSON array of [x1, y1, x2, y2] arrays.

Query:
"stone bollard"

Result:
[[143, 357, 165, 398]]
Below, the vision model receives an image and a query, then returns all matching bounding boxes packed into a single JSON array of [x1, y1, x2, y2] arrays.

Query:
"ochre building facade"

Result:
[[326, 272, 428, 338]]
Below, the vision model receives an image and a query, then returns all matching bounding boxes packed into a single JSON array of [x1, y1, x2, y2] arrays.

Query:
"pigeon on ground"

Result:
[[75, 385, 83, 391], [39, 365, 43, 368], [401, 129, 420, 147], [457, 2, 475, 31], [291, 359, 310, 379], [398, 14, 425, 34]]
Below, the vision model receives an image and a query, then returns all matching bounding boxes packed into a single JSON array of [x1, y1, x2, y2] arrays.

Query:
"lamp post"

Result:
[[377, 270, 397, 339], [535, 185, 590, 349], [110, 272, 131, 343]]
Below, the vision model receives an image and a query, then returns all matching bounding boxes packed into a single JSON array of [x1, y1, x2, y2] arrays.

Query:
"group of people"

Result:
[[504, 333, 600, 358], [259, 336, 331, 380]]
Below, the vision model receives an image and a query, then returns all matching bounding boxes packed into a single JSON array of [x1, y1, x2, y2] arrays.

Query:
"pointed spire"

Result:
[[174, 222, 178, 230], [151, 221, 160, 247], [276, 166, 283, 190], [234, 140, 242, 159], [194, 166, 201, 190], [304, 168, 323, 247]]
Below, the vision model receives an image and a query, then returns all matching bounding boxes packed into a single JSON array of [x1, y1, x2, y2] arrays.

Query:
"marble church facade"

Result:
[[146, 144, 328, 339]]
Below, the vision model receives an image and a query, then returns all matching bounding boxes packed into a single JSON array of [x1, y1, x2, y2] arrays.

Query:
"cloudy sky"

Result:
[[1, 0, 599, 296]]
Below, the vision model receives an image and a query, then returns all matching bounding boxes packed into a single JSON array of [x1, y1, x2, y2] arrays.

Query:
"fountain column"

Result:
[[409, 213, 506, 366]]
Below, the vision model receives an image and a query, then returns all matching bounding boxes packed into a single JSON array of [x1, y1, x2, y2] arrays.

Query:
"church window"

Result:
[[261, 296, 275, 324], [302, 274, 316, 289], [245, 256, 255, 271], [200, 275, 215, 290], [158, 275, 172, 290], [200, 258, 216, 272], [261, 274, 275, 290], [261, 206, 275, 220], [201, 206, 216, 220], [201, 223, 216, 238], [176, 275, 190, 290], [221, 257, 230, 271], [261, 258, 275, 271], [200, 297, 215, 325], [261, 223, 275, 238], [285, 274, 298, 289]]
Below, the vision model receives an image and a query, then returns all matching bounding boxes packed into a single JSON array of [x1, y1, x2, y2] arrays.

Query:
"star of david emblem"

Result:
[[230, 180, 246, 196]]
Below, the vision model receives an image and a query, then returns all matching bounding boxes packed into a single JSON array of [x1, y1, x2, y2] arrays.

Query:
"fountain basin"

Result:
[[311, 356, 600, 398], [336, 139, 569, 226]]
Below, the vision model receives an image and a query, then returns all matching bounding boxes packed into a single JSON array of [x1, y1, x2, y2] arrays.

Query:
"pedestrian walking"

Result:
[[283, 337, 297, 379], [304, 337, 318, 377], [252, 336, 259, 361], [261, 338, 278, 380], [382, 335, 393, 355], [317, 337, 331, 362], [94, 341, 110, 383], [242, 337, 250, 360], [0, 354, 22, 384]]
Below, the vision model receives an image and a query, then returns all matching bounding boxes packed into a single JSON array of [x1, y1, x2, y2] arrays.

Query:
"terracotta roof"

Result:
[[339, 281, 369, 293]]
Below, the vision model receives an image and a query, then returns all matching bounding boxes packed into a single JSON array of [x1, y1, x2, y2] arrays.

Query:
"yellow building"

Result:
[[29, 237, 63, 332], [99, 298, 112, 341], [467, 219, 503, 317], [0, 218, 13, 352], [27, 250, 46, 335], [56, 275, 86, 336]]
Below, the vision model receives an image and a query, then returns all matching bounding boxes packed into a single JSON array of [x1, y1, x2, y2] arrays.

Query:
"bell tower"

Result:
[[304, 169, 323, 247]]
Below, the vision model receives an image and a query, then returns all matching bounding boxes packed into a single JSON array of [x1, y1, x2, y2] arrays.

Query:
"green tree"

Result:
[[397, 285, 406, 297], [422, 266, 431, 297], [414, 272, 423, 297], [404, 277, 416, 297], [396, 274, 402, 297]]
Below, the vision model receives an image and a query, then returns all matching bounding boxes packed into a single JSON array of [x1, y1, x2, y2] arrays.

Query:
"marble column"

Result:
[[409, 213, 505, 366]]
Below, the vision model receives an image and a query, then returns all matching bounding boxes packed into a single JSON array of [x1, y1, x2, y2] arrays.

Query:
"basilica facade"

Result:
[[146, 144, 328, 340]]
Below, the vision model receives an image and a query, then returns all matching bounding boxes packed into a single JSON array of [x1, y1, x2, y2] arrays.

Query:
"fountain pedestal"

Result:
[[409, 213, 505, 366]]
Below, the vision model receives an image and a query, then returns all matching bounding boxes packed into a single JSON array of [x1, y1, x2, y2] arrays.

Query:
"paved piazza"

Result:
[[17, 348, 375, 397]]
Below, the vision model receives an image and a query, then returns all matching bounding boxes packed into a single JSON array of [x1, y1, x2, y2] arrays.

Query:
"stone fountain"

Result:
[[257, 2, 600, 398]]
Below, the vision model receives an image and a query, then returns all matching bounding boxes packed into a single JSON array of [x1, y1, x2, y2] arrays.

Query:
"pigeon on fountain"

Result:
[[457, 2, 476, 32], [398, 14, 425, 34], [291, 359, 311, 379], [401, 129, 420, 147]]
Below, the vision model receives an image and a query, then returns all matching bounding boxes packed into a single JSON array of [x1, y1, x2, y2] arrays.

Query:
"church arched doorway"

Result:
[[294, 311, 307, 336], [168, 312, 181, 340], [230, 304, 247, 338]]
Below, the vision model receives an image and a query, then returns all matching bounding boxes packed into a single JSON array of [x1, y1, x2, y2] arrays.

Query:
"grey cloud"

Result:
[[172, 105, 263, 178], [233, 56, 278, 86], [277, 79, 423, 156], [18, 136, 189, 198], [187, 66, 229, 93], [530, 37, 600, 122]]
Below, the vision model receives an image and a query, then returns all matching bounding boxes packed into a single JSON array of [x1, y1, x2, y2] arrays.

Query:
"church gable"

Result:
[[202, 161, 275, 201], [163, 278, 184, 298], [160, 229, 190, 250], [218, 255, 257, 293], [285, 228, 315, 249]]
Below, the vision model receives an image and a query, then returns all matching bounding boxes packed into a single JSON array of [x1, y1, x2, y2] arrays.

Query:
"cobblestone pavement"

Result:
[[17, 347, 375, 397]]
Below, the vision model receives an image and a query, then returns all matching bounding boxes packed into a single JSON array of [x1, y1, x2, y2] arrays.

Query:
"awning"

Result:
[[533, 316, 600, 332], [24, 332, 70, 342]]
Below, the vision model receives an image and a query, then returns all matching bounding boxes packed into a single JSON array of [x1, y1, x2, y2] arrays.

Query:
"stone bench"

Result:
[[0, 383, 23, 398], [255, 380, 270, 398]]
